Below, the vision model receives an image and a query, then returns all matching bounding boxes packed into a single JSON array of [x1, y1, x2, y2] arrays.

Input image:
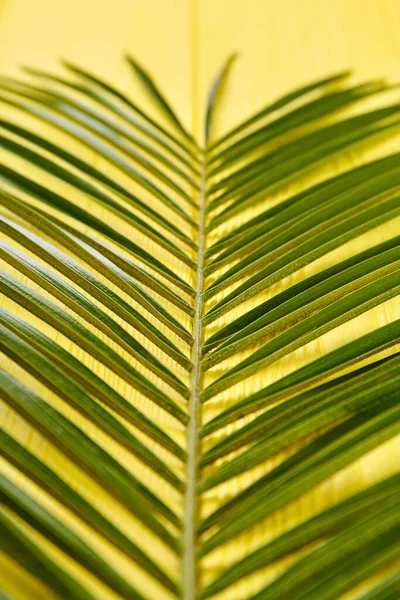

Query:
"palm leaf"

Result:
[[0, 53, 399, 600]]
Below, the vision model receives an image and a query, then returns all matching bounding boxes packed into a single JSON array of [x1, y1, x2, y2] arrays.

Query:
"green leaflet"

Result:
[[59, 225, 195, 312], [126, 55, 197, 148], [0, 118, 197, 248], [0, 85, 196, 227], [39, 89, 198, 202], [61, 59, 200, 159], [199, 402, 400, 552], [205, 152, 400, 260], [23, 65, 200, 175], [0, 193, 193, 338], [0, 161, 194, 312], [0, 321, 184, 497], [201, 319, 400, 431], [0, 369, 180, 549], [201, 365, 400, 489], [204, 196, 400, 322], [0, 193, 193, 345], [0, 243, 190, 399], [202, 270, 400, 399], [205, 165, 400, 293], [0, 168, 195, 295], [0, 509, 97, 600], [207, 70, 351, 152], [207, 80, 387, 170], [207, 122, 399, 224], [204, 54, 237, 145], [201, 352, 400, 465], [352, 571, 400, 600], [0, 268, 188, 421], [252, 505, 400, 600], [1, 476, 147, 600], [203, 239, 400, 364], [206, 115, 400, 229], [203, 255, 400, 370], [19, 75, 198, 193], [0, 301, 185, 457], [199, 473, 400, 598], [205, 151, 400, 270], [0, 133, 195, 266], [0, 431, 177, 593], [203, 235, 400, 349], [0, 307, 184, 488], [0, 76, 198, 212]]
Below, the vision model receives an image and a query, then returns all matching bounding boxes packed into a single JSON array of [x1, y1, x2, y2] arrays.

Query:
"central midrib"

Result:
[[183, 152, 207, 599]]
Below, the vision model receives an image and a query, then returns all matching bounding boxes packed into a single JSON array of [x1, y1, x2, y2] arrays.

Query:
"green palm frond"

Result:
[[0, 54, 399, 600]]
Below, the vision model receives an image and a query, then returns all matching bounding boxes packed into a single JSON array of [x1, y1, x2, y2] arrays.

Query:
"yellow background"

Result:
[[2, 0, 400, 138]]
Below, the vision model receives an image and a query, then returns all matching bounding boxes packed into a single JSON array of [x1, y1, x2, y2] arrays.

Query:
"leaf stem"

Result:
[[183, 154, 206, 598]]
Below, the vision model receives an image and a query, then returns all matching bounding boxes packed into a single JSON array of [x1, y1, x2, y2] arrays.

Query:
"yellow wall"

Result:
[[2, 0, 400, 137]]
